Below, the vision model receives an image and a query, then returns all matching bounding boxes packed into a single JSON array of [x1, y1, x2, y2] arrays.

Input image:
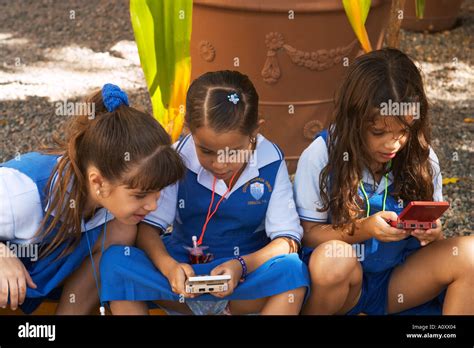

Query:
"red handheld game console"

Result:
[[389, 201, 450, 229]]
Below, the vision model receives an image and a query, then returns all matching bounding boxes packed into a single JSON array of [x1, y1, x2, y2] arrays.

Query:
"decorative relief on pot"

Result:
[[303, 120, 324, 140], [261, 32, 357, 84], [199, 40, 216, 62]]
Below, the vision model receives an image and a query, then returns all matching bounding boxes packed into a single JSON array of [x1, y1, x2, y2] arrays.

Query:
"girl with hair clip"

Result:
[[0, 84, 184, 314], [294, 48, 474, 315], [100, 71, 310, 315]]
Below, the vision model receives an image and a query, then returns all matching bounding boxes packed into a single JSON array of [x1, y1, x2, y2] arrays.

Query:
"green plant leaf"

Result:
[[415, 0, 425, 19], [130, 0, 192, 141]]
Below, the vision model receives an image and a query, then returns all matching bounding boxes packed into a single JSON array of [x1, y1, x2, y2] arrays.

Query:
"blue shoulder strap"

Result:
[[314, 129, 329, 144]]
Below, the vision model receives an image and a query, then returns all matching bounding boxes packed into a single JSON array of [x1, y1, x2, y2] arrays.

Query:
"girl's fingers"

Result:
[[383, 225, 406, 235], [378, 211, 399, 222], [23, 268, 37, 289], [212, 288, 232, 298], [210, 267, 224, 276], [181, 264, 195, 278], [18, 276, 26, 305], [8, 277, 18, 310], [175, 285, 189, 298], [0, 279, 8, 308], [173, 279, 195, 299], [176, 280, 189, 297]]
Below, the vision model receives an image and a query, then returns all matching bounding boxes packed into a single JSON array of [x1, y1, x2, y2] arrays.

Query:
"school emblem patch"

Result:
[[250, 182, 265, 201]]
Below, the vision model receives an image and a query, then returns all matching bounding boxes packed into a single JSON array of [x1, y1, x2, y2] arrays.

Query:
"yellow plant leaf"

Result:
[[342, 0, 373, 53], [442, 178, 460, 185]]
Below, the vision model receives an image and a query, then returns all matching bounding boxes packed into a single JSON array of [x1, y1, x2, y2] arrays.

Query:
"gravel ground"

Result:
[[0, 0, 472, 237], [399, 0, 473, 237]]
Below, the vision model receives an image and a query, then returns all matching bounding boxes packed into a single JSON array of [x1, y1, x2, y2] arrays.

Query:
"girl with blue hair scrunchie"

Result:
[[101, 83, 129, 112], [0, 83, 185, 315]]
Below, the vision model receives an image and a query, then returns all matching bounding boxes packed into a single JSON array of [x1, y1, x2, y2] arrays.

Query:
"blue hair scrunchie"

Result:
[[101, 83, 129, 112]]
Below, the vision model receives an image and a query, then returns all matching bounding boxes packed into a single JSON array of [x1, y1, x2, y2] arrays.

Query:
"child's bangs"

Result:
[[122, 148, 185, 193], [370, 102, 418, 132]]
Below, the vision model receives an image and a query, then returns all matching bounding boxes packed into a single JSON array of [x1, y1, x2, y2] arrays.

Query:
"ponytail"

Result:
[[38, 86, 184, 258]]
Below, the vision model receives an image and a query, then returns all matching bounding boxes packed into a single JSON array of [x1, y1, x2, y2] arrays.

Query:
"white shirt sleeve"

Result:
[[0, 167, 43, 242], [143, 182, 178, 231], [293, 136, 329, 223], [264, 161, 303, 243], [429, 147, 443, 202]]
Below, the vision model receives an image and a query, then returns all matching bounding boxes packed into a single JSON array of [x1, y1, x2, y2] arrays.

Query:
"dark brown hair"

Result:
[[185, 70, 259, 135], [39, 90, 185, 258], [319, 48, 434, 231]]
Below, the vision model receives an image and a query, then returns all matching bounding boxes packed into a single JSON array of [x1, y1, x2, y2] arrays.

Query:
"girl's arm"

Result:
[[137, 182, 182, 278], [210, 236, 298, 298], [302, 220, 372, 247], [136, 223, 196, 298], [136, 223, 179, 278], [239, 236, 298, 273], [302, 210, 408, 248]]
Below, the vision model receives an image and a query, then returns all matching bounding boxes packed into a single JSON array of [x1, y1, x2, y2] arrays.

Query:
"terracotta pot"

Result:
[[402, 0, 464, 32], [190, 0, 391, 173]]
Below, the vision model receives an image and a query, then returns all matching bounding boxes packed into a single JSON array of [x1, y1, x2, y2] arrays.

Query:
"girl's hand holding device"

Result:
[[387, 201, 449, 246], [359, 201, 448, 245], [410, 218, 443, 246], [359, 211, 410, 243], [163, 261, 198, 298], [209, 259, 243, 298]]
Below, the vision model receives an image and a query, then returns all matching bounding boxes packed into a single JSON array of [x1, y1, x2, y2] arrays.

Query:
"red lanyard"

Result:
[[197, 171, 239, 246]]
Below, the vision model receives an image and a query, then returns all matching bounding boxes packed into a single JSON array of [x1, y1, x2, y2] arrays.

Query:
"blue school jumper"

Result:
[[1, 152, 103, 314], [100, 137, 310, 309], [301, 130, 445, 315]]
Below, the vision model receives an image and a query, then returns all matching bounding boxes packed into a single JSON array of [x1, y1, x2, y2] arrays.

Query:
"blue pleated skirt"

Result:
[[17, 227, 103, 314], [100, 239, 310, 304]]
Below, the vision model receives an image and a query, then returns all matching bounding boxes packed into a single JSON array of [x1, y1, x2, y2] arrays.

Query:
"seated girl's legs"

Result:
[[227, 298, 267, 314], [110, 300, 150, 315], [228, 252, 308, 315], [55, 219, 137, 314], [110, 300, 192, 315], [110, 288, 306, 316], [112, 288, 306, 315], [108, 251, 308, 315], [229, 287, 306, 315], [387, 236, 474, 315], [302, 240, 363, 315]]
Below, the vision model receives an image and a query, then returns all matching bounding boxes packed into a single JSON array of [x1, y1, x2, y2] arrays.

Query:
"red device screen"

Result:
[[398, 201, 450, 222]]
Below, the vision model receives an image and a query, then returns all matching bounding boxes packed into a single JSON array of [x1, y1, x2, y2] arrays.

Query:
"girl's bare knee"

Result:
[[451, 236, 474, 276], [309, 240, 359, 286]]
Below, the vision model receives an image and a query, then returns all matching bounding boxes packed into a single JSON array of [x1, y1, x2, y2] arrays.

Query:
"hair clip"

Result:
[[227, 93, 240, 105]]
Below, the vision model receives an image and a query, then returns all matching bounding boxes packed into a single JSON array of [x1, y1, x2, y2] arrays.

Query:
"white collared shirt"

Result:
[[144, 134, 303, 242], [294, 136, 444, 222], [0, 164, 113, 244]]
